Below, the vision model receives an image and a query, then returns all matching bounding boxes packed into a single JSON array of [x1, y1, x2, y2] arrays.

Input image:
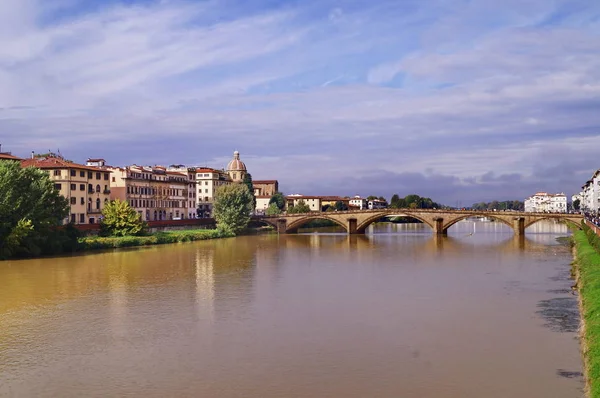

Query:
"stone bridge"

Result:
[[256, 209, 583, 236]]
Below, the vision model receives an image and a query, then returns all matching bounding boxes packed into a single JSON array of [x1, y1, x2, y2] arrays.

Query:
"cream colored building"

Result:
[[524, 192, 567, 213], [21, 154, 111, 224], [194, 167, 232, 217], [167, 165, 198, 219], [349, 195, 368, 210], [108, 165, 193, 221]]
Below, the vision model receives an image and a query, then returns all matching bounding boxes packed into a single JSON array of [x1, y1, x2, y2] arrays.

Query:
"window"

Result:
[[96, 172, 101, 180], [81, 197, 84, 205], [80, 184, 85, 191], [88, 172, 92, 179], [88, 184, 93, 193], [54, 183, 62, 190], [70, 170, 76, 177], [70, 183, 76, 191], [70, 214, 76, 223], [80, 214, 85, 223], [104, 173, 109, 180], [96, 184, 100, 193], [80, 171, 85, 177], [205, 189, 208, 193], [70, 197, 76, 204], [96, 198, 101, 210], [205, 181, 208, 185], [54, 170, 61, 176], [112, 177, 115, 182]]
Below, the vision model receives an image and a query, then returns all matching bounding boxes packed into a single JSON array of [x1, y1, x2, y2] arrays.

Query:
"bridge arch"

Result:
[[286, 215, 348, 233], [523, 216, 583, 230], [442, 214, 514, 233], [356, 212, 435, 234]]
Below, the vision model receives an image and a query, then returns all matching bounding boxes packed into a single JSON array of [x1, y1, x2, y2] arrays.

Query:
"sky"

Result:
[[1, 0, 599, 205]]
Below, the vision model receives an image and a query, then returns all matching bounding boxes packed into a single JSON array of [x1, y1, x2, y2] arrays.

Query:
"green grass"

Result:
[[574, 227, 600, 398], [78, 229, 234, 251]]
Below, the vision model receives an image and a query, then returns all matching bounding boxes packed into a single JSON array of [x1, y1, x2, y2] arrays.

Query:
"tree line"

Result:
[[470, 200, 524, 211]]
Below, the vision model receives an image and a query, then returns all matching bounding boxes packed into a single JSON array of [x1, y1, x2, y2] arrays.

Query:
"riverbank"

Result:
[[573, 226, 600, 398], [78, 229, 235, 251]]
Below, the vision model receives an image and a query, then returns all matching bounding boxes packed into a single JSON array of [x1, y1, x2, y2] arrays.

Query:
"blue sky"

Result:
[[1, 0, 599, 204]]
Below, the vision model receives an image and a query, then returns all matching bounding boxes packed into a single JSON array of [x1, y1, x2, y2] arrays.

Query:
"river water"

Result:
[[0, 221, 583, 397]]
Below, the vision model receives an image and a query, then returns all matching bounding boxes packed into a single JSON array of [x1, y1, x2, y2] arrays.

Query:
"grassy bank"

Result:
[[573, 226, 600, 398], [79, 229, 234, 251]]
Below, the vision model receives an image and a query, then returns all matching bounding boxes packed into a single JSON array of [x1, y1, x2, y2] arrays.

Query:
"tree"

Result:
[[288, 199, 311, 214], [242, 173, 256, 210], [390, 194, 401, 208], [265, 203, 282, 215], [213, 183, 254, 234], [269, 192, 285, 211], [573, 199, 580, 211], [0, 160, 71, 259], [367, 195, 377, 201], [334, 200, 348, 211], [100, 199, 147, 237]]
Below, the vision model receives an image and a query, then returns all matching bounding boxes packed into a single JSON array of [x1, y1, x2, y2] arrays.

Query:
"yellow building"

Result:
[[21, 154, 111, 224], [108, 165, 193, 221]]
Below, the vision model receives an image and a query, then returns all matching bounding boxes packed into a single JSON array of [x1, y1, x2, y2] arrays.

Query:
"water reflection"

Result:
[[0, 221, 581, 398]]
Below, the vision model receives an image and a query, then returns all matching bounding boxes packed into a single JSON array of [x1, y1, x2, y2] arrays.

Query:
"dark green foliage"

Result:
[[389, 194, 441, 209], [287, 199, 311, 214], [268, 192, 285, 210], [0, 160, 73, 259], [573, 199, 581, 210], [213, 184, 254, 234], [242, 173, 256, 210], [471, 200, 524, 211], [334, 201, 348, 211], [100, 199, 147, 237], [265, 203, 282, 215]]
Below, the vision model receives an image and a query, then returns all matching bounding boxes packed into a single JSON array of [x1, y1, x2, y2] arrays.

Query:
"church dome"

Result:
[[226, 150, 246, 172]]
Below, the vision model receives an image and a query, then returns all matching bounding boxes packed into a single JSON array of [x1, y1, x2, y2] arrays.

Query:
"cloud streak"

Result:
[[1, 0, 599, 204]]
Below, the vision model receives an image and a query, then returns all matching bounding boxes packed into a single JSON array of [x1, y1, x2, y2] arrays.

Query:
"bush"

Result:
[[100, 199, 147, 237]]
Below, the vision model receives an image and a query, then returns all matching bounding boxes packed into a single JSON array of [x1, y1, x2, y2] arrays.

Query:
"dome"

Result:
[[226, 150, 246, 172]]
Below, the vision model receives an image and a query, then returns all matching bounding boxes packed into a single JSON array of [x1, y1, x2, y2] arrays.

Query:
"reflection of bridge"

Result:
[[257, 209, 583, 235]]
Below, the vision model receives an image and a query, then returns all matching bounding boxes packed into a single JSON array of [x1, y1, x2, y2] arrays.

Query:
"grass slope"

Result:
[[79, 229, 234, 250], [574, 229, 600, 398]]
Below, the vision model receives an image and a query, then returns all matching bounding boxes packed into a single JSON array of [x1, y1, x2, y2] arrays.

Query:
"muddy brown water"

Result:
[[0, 220, 583, 397]]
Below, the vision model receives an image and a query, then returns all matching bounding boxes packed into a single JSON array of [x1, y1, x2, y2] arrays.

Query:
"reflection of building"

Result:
[[579, 170, 600, 214], [524, 192, 567, 213], [21, 154, 111, 224], [108, 165, 192, 221]]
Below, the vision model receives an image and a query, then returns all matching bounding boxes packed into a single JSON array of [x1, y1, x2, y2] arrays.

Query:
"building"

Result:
[[368, 199, 388, 209], [108, 165, 193, 221], [0, 145, 21, 161], [226, 151, 247, 183], [21, 154, 111, 224], [253, 181, 279, 214], [167, 165, 198, 219], [524, 192, 567, 213], [194, 167, 232, 217], [349, 195, 368, 210], [580, 169, 600, 214]]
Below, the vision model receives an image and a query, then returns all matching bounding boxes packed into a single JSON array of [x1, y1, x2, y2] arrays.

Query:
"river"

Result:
[[0, 220, 583, 397]]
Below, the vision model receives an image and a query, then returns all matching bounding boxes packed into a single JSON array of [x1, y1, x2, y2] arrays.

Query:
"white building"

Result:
[[580, 169, 600, 214], [194, 167, 232, 217], [368, 199, 388, 209], [524, 192, 567, 213], [349, 195, 367, 210]]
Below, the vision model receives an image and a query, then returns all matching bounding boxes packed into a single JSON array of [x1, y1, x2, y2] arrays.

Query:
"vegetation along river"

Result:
[[0, 220, 583, 397]]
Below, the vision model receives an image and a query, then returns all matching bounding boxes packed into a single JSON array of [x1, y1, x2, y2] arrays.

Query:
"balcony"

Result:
[[103, 188, 111, 194], [87, 209, 103, 214]]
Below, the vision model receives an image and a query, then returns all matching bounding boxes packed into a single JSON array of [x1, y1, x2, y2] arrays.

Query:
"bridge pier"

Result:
[[347, 218, 360, 234], [513, 217, 525, 236], [277, 219, 287, 234], [433, 217, 446, 235]]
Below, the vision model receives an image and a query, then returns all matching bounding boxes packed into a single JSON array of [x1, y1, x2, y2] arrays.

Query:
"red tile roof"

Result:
[[21, 157, 108, 172], [0, 152, 21, 160], [253, 180, 278, 184]]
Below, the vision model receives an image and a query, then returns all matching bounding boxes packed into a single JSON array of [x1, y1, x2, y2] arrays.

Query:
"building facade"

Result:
[[226, 151, 247, 183], [349, 195, 367, 210], [194, 167, 232, 217], [524, 192, 567, 213], [368, 199, 388, 209], [580, 170, 600, 214], [21, 154, 111, 224], [108, 165, 193, 221]]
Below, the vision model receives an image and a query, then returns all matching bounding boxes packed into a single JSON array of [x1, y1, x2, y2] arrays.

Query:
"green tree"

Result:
[[100, 199, 147, 237], [0, 160, 71, 259], [367, 195, 377, 201], [288, 199, 311, 214], [390, 194, 401, 208], [242, 173, 256, 210], [213, 183, 254, 234], [269, 192, 286, 211], [334, 200, 348, 211], [573, 199, 580, 211], [265, 202, 282, 216]]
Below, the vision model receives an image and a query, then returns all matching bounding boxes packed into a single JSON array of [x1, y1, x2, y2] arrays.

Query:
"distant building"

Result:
[[285, 195, 350, 212], [21, 154, 111, 224], [349, 195, 367, 210], [194, 167, 232, 217], [579, 170, 600, 214], [368, 199, 388, 209], [524, 192, 567, 213], [226, 151, 247, 183], [108, 165, 193, 221]]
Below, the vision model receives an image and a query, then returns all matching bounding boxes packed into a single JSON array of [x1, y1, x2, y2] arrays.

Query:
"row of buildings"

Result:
[[573, 169, 600, 215], [1, 149, 279, 225], [524, 192, 568, 213]]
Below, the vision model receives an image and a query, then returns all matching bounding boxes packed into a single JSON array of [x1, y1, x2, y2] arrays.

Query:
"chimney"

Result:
[[31, 151, 34, 159]]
